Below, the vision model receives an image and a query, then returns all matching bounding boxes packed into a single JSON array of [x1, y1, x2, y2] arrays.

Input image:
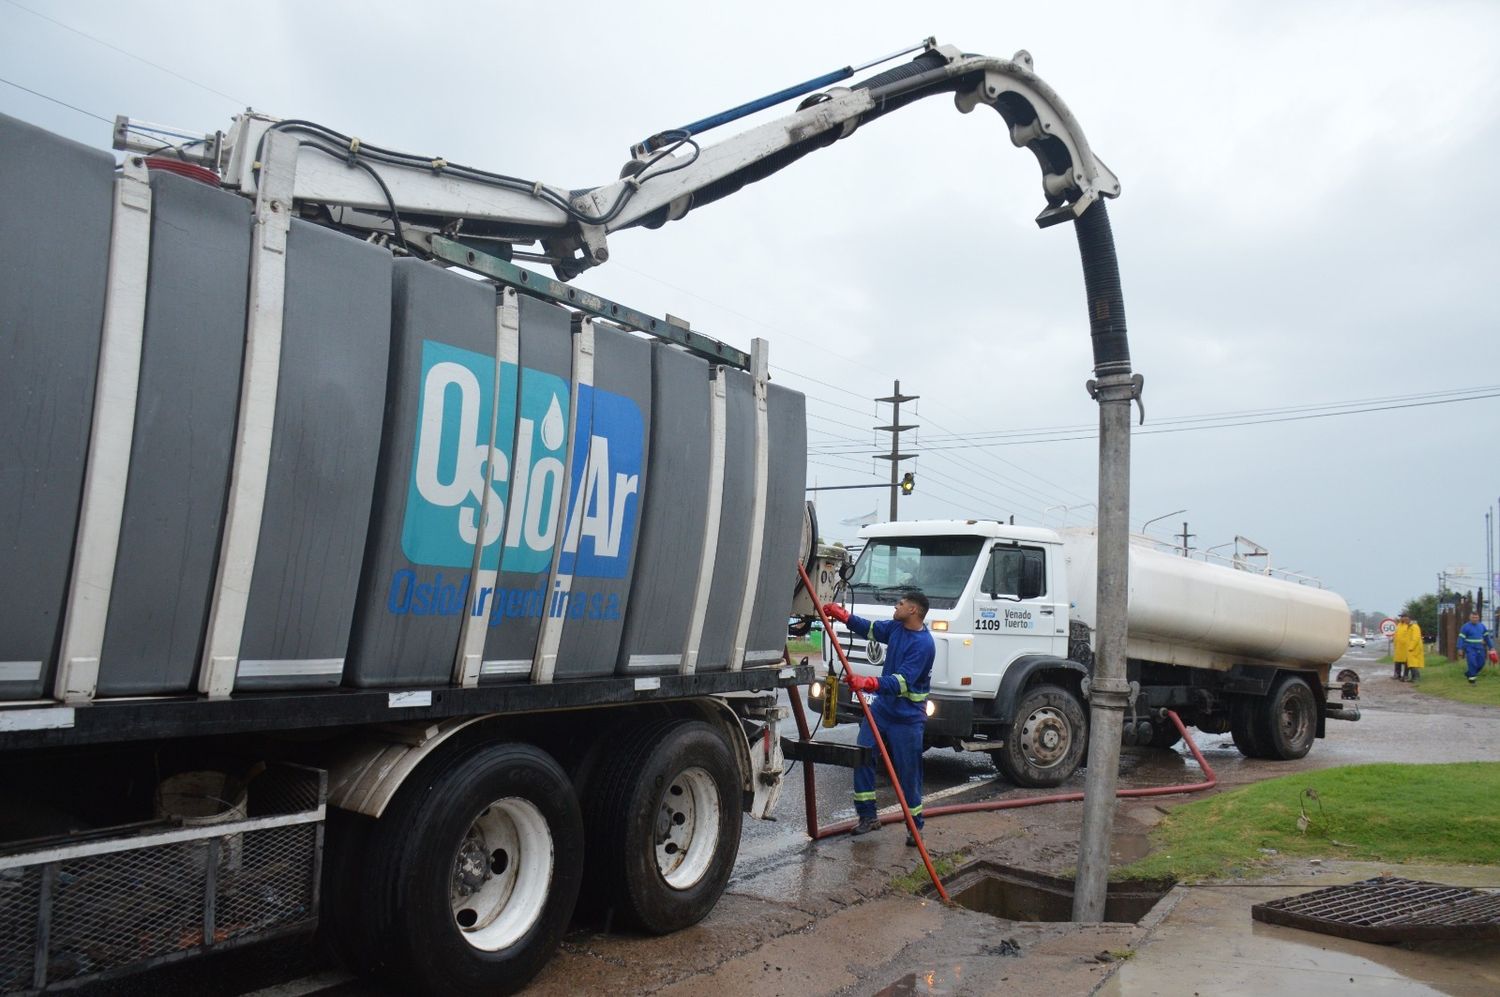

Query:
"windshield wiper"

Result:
[[850, 584, 907, 604]]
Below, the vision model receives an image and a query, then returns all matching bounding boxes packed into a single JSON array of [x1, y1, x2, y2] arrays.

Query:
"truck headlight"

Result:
[[925, 700, 936, 717], [809, 680, 824, 700]]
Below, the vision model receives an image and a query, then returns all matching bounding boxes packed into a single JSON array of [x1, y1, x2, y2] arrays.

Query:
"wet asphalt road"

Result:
[[74, 645, 1500, 995]]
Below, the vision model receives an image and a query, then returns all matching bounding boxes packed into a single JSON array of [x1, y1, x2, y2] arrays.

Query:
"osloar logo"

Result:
[[398, 340, 643, 584]]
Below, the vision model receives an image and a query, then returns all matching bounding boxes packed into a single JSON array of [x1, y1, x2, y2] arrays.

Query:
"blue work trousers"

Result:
[[853, 704, 924, 828], [1465, 647, 1488, 679]]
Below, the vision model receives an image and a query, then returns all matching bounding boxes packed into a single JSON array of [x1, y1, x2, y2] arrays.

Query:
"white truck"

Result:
[[0, 39, 1131, 996], [824, 521, 1358, 787]]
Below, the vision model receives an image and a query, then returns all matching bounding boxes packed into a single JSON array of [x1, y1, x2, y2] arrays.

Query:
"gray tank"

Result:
[[0, 114, 114, 701], [97, 173, 250, 696], [0, 113, 809, 702]]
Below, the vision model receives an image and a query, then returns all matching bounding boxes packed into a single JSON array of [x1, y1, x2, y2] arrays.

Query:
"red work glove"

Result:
[[1489, 650, 1498, 664], [822, 603, 851, 624], [845, 673, 879, 693]]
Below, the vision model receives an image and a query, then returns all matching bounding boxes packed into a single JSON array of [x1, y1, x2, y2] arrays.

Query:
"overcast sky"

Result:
[[3, 0, 1497, 617]]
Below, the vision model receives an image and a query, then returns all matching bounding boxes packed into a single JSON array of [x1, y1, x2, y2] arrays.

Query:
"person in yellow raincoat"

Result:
[[1393, 614, 1414, 680], [1395, 613, 1424, 683]]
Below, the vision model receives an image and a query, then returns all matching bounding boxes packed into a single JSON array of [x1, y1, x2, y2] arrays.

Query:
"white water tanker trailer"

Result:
[[822, 521, 1358, 787]]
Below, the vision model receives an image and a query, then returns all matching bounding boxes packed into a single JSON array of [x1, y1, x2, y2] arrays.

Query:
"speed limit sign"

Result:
[[1380, 617, 1397, 638]]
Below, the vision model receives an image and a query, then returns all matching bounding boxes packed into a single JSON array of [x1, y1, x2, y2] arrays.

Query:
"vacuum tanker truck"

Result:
[[821, 521, 1358, 787], [1, 37, 1150, 995]]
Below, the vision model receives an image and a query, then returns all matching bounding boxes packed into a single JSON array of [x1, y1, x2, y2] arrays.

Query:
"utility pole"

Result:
[[874, 380, 918, 521], [1177, 521, 1194, 557]]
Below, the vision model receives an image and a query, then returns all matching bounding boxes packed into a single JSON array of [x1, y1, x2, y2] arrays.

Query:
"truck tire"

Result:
[[996, 684, 1088, 788], [344, 742, 584, 996], [1256, 676, 1318, 760], [1230, 695, 1273, 758], [584, 718, 741, 934]]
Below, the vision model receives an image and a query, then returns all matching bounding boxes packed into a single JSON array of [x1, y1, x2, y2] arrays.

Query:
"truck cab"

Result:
[[824, 521, 1090, 787]]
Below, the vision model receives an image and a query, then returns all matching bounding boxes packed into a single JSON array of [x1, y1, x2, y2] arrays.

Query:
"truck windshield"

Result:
[[848, 536, 985, 609]]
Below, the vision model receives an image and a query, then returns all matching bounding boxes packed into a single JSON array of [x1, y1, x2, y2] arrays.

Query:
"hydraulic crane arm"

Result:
[[115, 42, 1116, 281]]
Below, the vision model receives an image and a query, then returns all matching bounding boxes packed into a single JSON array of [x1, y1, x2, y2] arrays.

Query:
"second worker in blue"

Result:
[[824, 592, 935, 846], [1458, 611, 1495, 685]]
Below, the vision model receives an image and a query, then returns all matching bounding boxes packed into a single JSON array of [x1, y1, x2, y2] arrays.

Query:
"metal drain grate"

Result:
[[1252, 877, 1500, 943]]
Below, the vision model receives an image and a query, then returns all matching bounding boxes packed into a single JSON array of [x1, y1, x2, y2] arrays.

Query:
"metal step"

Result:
[[780, 737, 872, 769]]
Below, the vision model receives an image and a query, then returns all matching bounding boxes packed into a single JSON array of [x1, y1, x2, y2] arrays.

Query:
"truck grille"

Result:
[[830, 626, 870, 665]]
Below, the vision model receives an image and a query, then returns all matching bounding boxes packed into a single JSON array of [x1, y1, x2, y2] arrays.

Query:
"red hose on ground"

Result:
[[795, 563, 950, 903], [788, 589, 1218, 867]]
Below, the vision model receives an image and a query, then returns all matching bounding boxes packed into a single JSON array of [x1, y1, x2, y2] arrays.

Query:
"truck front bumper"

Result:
[[832, 688, 973, 739]]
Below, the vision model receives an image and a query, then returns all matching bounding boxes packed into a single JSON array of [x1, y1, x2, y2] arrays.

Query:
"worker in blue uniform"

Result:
[[1458, 611, 1495, 684], [823, 591, 935, 846]]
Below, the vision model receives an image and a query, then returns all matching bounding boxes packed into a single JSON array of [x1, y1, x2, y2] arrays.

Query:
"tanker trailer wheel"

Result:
[[1256, 675, 1318, 760], [996, 684, 1088, 788], [1230, 695, 1269, 758], [584, 718, 741, 934], [345, 742, 584, 997]]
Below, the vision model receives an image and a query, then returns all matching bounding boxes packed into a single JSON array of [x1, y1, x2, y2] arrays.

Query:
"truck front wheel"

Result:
[[584, 718, 741, 933], [996, 684, 1087, 788], [342, 742, 584, 996], [1257, 676, 1318, 760]]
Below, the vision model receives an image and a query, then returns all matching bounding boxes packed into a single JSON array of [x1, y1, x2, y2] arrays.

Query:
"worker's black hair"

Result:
[[902, 590, 929, 617]]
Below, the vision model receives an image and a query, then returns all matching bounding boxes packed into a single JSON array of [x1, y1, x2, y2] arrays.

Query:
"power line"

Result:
[[2, 0, 246, 106], [812, 388, 1500, 454], [0, 76, 112, 124], [892, 384, 1500, 449], [919, 407, 1095, 505]]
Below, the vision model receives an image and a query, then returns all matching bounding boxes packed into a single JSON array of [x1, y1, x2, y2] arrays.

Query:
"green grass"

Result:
[[892, 851, 968, 893], [1116, 763, 1500, 882], [786, 639, 820, 657], [1376, 651, 1500, 706]]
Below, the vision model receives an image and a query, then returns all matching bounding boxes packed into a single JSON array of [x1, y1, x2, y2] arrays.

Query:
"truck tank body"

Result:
[[696, 369, 756, 672], [235, 219, 392, 691], [615, 344, 712, 673], [0, 114, 806, 704], [97, 172, 250, 695], [0, 114, 114, 701], [1060, 528, 1350, 671]]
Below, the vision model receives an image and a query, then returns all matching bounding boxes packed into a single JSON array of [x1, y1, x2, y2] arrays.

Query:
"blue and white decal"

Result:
[[400, 340, 642, 580]]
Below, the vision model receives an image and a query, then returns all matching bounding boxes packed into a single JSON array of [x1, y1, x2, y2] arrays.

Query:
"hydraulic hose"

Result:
[[796, 563, 950, 903]]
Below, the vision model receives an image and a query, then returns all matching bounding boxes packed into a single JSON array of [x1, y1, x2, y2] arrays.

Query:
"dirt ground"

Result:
[[523, 650, 1500, 996]]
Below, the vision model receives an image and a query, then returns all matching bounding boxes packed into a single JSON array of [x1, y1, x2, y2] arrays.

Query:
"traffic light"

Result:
[[900, 472, 915, 495]]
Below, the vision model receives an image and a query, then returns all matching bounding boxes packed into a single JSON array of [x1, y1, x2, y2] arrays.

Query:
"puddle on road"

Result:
[[937, 862, 1174, 924]]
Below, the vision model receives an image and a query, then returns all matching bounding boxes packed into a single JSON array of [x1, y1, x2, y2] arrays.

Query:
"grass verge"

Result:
[[892, 852, 968, 893], [1116, 763, 1500, 882], [1377, 651, 1500, 705]]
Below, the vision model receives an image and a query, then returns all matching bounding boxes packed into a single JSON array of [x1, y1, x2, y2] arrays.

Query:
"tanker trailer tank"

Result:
[[1060, 527, 1351, 673]]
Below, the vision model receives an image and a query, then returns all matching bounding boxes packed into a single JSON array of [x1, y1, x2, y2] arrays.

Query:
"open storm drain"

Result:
[[933, 862, 1174, 924], [1252, 877, 1500, 943]]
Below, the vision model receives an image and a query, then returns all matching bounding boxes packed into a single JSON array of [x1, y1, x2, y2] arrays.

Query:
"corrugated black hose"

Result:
[[1072, 199, 1132, 377]]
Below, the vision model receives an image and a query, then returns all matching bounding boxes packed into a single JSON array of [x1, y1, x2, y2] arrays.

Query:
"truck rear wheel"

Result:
[[342, 742, 584, 996], [584, 718, 741, 934], [996, 684, 1087, 788], [1257, 676, 1318, 760], [1229, 696, 1268, 758]]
